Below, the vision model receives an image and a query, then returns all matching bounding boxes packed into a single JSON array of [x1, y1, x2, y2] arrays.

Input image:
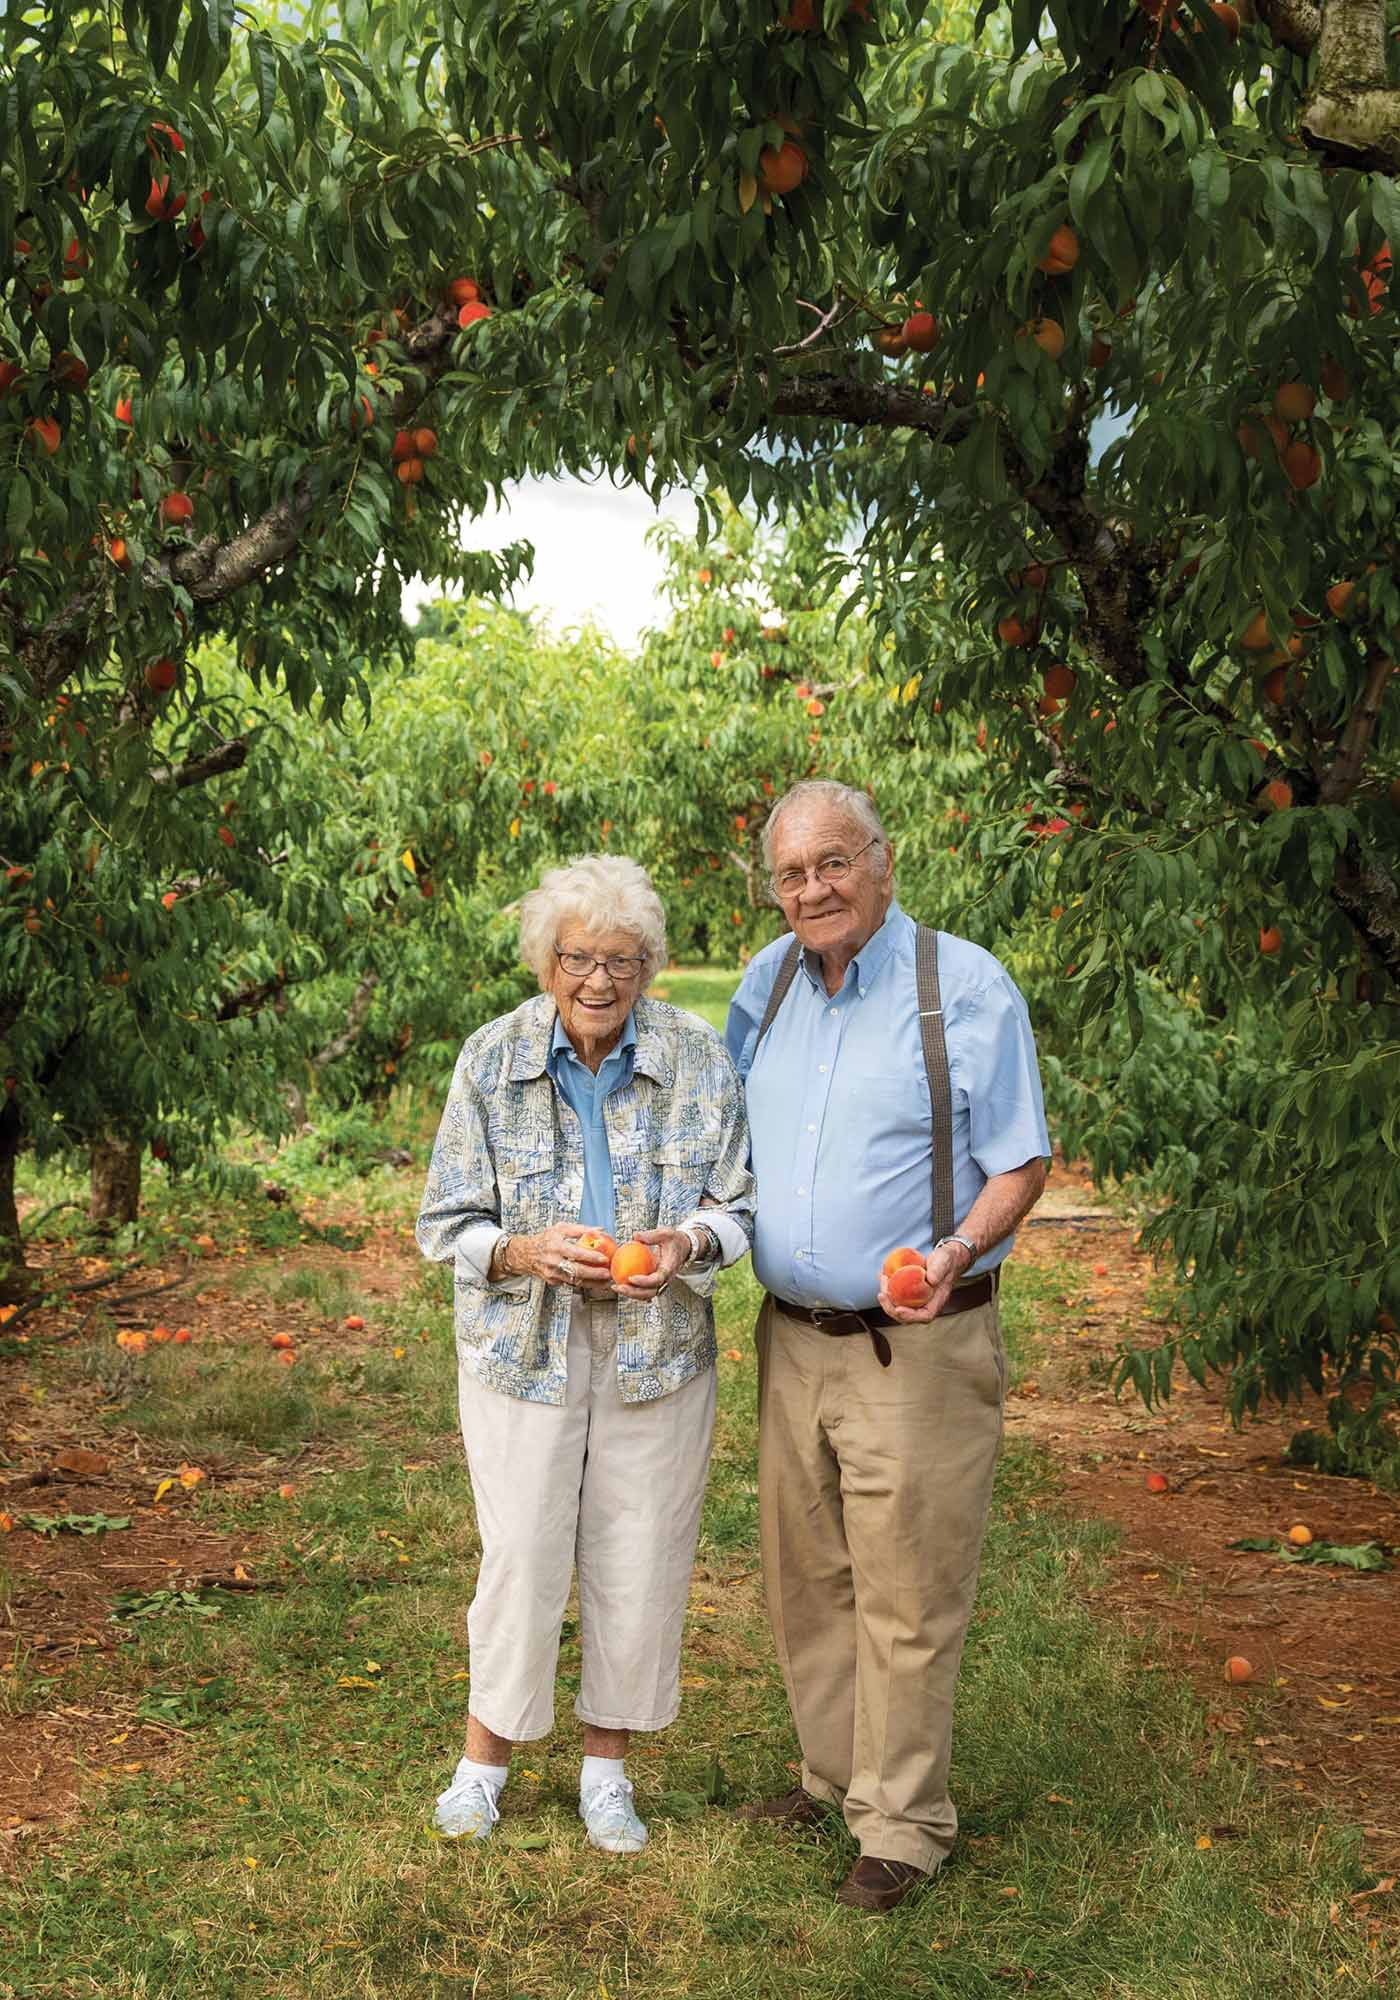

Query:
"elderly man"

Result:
[[725, 780, 1049, 1913]]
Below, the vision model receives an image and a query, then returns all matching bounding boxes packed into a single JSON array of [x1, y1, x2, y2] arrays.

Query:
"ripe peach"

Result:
[[1286, 1522, 1312, 1547], [1088, 333, 1112, 369], [1223, 1655, 1253, 1684], [1145, 1471, 1170, 1493], [1274, 381, 1316, 425], [1240, 611, 1273, 652], [343, 1315, 366, 1331], [888, 1263, 932, 1307], [115, 394, 133, 424], [173, 1327, 192, 1343], [1037, 225, 1079, 276], [1211, 1, 1240, 35], [1019, 317, 1065, 361], [412, 426, 439, 458], [902, 310, 940, 353], [997, 614, 1036, 647], [1043, 662, 1076, 699], [270, 1332, 296, 1351], [397, 456, 425, 484], [881, 1247, 924, 1278], [27, 416, 61, 455], [1319, 357, 1348, 402], [277, 1349, 297, 1367], [160, 491, 194, 525], [144, 656, 178, 694], [1263, 779, 1293, 812], [277, 1483, 297, 1500], [457, 301, 493, 329], [1325, 579, 1355, 617], [578, 1231, 619, 1262], [446, 277, 480, 307], [873, 327, 907, 357], [1282, 440, 1320, 491], [758, 139, 809, 198], [1259, 925, 1282, 955], [611, 1240, 658, 1283]]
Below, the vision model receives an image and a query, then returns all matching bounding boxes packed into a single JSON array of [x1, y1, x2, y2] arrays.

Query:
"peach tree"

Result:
[[4, 0, 1399, 1467]]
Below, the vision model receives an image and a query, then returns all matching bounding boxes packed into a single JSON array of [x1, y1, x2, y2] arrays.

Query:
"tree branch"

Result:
[[1298, 0, 1400, 171], [1251, 0, 1323, 56], [311, 971, 380, 1068], [151, 737, 249, 789], [1318, 654, 1394, 804]]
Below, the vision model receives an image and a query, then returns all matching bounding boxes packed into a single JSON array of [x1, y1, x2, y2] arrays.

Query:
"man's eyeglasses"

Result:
[[555, 948, 647, 980], [769, 836, 879, 899]]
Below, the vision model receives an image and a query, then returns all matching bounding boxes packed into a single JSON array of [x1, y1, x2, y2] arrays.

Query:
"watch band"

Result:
[[935, 1232, 977, 1265]]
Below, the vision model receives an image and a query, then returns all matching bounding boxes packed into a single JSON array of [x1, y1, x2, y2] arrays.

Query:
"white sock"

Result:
[[451, 1756, 508, 1795], [580, 1754, 626, 1799]]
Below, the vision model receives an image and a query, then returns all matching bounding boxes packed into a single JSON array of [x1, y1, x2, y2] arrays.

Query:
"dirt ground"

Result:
[[4, 1170, 1399, 1882], [1012, 1163, 1400, 1874]]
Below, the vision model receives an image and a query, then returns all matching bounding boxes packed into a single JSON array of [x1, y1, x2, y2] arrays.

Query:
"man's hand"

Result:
[[876, 1241, 971, 1324], [612, 1227, 690, 1300]]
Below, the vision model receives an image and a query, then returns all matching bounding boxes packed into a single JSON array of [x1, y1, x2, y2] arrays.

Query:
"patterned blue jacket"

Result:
[[416, 992, 754, 1405]]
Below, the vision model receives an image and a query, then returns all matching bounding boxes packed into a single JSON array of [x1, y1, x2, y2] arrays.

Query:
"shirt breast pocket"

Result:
[[651, 1126, 720, 1222], [494, 1144, 556, 1230]]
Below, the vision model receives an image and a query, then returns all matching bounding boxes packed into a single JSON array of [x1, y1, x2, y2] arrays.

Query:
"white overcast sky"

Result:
[[406, 475, 702, 649]]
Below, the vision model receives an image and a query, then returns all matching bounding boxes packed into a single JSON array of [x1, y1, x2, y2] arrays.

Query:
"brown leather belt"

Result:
[[768, 1270, 998, 1369]]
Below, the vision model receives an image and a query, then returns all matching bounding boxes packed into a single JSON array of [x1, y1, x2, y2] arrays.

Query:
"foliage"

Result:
[[3, 0, 1398, 1458]]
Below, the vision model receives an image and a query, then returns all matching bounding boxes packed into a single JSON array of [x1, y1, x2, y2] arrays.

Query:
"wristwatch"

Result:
[[934, 1232, 977, 1267]]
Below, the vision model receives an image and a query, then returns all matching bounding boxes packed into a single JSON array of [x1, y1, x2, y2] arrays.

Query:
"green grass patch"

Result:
[[3, 1269, 1391, 1999], [650, 963, 744, 1034]]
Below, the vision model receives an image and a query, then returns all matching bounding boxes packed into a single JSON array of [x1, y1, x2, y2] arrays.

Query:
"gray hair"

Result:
[[518, 853, 669, 986], [761, 780, 889, 873]]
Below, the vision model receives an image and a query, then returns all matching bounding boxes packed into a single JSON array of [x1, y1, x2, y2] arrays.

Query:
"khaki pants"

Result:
[[756, 1294, 1005, 1874], [458, 1294, 717, 1741]]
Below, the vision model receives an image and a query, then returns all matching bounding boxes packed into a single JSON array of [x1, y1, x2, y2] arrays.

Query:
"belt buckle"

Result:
[[807, 1303, 844, 1325]]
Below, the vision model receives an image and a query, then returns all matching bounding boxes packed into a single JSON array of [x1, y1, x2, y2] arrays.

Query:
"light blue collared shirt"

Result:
[[546, 1011, 637, 1236], [725, 903, 1050, 1311]]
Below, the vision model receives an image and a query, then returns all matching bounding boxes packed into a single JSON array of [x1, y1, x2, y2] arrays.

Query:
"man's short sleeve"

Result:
[[959, 973, 1052, 1178]]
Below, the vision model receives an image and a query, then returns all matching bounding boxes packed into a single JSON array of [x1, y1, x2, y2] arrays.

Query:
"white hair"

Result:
[[761, 780, 889, 872], [518, 853, 669, 986]]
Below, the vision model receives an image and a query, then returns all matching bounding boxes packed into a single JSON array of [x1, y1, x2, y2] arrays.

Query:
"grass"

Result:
[[3, 1247, 1394, 2000], [649, 963, 744, 1034]]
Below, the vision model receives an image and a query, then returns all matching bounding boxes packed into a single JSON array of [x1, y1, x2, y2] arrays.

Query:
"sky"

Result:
[[405, 476, 702, 650]]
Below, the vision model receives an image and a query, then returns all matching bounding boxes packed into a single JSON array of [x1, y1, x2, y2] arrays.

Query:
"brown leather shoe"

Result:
[[834, 1856, 929, 1913], [736, 1785, 829, 1830]]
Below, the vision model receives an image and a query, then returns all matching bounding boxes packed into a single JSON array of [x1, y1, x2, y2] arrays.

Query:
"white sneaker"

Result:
[[579, 1776, 647, 1854], [434, 1765, 502, 1840]]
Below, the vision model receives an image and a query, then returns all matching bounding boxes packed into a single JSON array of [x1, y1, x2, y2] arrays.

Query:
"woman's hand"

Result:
[[611, 1227, 691, 1301], [508, 1223, 615, 1292]]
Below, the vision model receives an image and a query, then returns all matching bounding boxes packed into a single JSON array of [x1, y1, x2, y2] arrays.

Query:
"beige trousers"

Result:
[[457, 1294, 717, 1741], [756, 1294, 1005, 1874]]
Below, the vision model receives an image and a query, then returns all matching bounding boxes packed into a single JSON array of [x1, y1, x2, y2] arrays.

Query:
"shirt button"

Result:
[[818, 1063, 827, 1073], [796, 1249, 807, 1259], [797, 1187, 807, 1196], [807, 1123, 816, 1133], [829, 1007, 838, 1017]]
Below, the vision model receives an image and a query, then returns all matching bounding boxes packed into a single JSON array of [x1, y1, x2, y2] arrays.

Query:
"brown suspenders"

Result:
[[753, 924, 956, 1247]]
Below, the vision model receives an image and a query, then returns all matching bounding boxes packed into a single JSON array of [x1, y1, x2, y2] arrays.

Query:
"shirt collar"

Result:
[[548, 1007, 637, 1076], [798, 900, 907, 999], [509, 992, 671, 1086]]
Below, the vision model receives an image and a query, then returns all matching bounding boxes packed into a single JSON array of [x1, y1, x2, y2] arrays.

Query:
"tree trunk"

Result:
[[89, 1136, 142, 1228], [0, 1096, 31, 1303]]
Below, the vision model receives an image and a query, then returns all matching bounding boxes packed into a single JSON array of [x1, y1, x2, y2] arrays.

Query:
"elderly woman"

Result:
[[416, 854, 753, 1855]]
